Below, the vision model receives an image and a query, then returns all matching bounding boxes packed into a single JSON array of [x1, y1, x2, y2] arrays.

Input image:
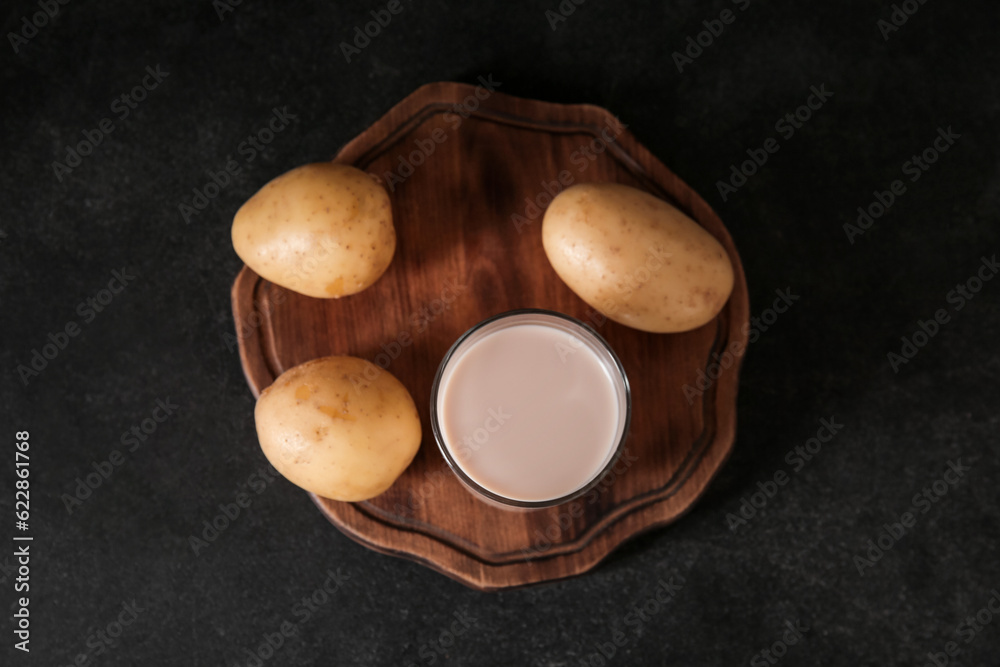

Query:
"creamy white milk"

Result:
[[435, 315, 628, 504]]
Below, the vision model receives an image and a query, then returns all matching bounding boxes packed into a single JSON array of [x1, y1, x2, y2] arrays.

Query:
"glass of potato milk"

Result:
[[430, 310, 631, 509]]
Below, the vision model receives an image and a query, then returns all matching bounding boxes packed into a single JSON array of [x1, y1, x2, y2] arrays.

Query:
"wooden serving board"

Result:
[[231, 82, 749, 591]]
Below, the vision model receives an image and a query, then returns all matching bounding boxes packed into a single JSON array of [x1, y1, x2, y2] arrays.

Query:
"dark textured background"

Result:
[[2, 0, 999, 665]]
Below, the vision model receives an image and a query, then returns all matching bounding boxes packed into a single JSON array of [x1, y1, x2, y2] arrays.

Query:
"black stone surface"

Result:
[[2, 1, 999, 665]]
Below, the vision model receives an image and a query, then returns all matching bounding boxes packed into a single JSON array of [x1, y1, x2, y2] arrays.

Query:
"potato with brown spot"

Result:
[[254, 356, 421, 502], [232, 163, 396, 298], [541, 182, 734, 333]]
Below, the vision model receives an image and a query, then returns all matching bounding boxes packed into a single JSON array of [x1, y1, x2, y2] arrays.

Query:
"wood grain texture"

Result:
[[231, 82, 749, 591]]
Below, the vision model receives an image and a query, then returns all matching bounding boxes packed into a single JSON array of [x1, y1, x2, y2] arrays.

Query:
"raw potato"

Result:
[[232, 163, 396, 298], [542, 183, 734, 333], [255, 356, 421, 502]]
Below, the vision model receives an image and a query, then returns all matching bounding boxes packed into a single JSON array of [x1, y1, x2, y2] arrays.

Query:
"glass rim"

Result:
[[429, 308, 632, 510]]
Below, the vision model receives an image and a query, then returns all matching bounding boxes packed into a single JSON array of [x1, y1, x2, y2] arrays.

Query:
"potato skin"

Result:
[[254, 356, 421, 502], [542, 183, 734, 333], [232, 163, 395, 298]]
